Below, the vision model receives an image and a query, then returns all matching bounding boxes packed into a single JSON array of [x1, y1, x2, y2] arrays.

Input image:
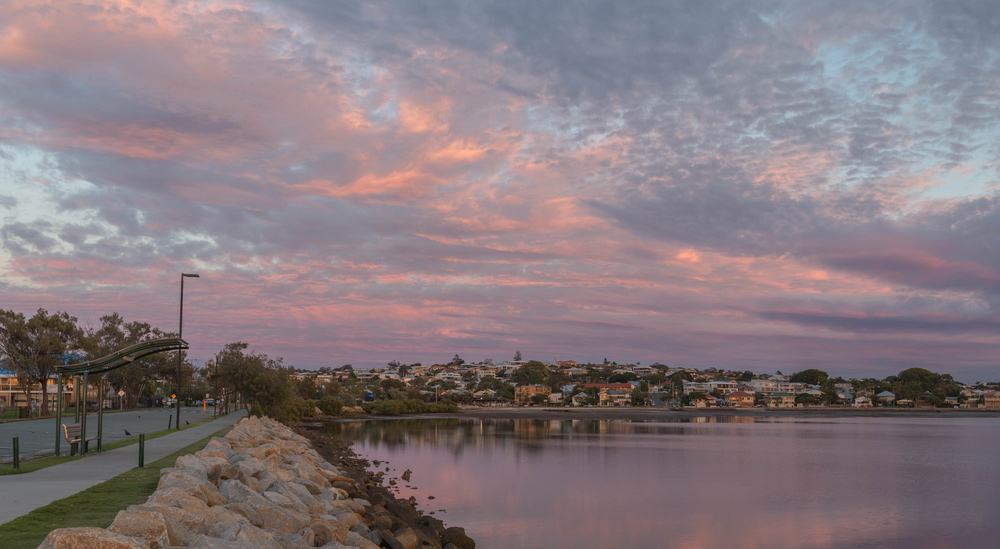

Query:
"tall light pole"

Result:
[[177, 273, 200, 429]]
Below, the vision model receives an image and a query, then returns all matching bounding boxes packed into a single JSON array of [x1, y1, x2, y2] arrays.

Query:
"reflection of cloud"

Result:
[[1, 1, 1000, 377], [338, 417, 1000, 548]]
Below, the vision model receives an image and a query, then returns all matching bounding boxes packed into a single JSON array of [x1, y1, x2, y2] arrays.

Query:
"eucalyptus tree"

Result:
[[83, 313, 173, 409], [0, 308, 82, 415]]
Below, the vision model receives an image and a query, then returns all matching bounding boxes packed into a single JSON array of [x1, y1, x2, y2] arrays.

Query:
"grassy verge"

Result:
[[0, 416, 216, 476], [0, 424, 235, 549]]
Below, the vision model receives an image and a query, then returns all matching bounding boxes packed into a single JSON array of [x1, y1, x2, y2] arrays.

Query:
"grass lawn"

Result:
[[0, 416, 215, 476], [0, 424, 234, 549]]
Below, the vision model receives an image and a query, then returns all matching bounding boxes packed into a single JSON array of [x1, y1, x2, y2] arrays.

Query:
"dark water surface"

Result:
[[324, 416, 1000, 548]]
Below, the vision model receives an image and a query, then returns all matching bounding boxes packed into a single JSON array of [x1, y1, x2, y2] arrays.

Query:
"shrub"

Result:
[[318, 396, 344, 416]]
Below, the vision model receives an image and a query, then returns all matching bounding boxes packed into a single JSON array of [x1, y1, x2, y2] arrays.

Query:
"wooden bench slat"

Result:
[[62, 423, 98, 443]]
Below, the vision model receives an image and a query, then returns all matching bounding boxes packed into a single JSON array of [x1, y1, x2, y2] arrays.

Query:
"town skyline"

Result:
[[2, 1, 1000, 380]]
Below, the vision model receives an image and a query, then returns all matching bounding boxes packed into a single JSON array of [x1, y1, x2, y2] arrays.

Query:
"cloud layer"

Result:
[[1, 0, 999, 379]]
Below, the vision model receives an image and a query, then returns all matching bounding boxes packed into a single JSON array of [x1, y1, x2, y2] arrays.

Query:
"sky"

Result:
[[1, 0, 999, 381]]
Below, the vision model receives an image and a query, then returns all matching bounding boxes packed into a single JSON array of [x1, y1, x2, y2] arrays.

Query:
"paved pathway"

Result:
[[0, 410, 246, 525], [0, 407, 222, 462]]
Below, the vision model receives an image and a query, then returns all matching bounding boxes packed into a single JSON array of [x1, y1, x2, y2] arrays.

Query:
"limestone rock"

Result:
[[310, 519, 349, 546], [128, 503, 206, 534], [108, 510, 169, 548], [220, 479, 270, 507], [219, 519, 283, 548], [441, 527, 475, 549], [256, 503, 310, 534], [38, 527, 149, 549], [175, 454, 210, 480], [187, 534, 258, 548]]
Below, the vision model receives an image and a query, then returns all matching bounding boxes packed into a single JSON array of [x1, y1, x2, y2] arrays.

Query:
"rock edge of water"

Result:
[[37, 415, 474, 549]]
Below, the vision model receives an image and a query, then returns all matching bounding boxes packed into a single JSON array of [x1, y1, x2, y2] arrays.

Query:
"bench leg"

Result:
[[70, 442, 78, 457]]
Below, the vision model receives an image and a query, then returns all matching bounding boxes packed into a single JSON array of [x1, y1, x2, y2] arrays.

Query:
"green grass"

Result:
[[0, 416, 215, 476], [0, 424, 235, 549], [0, 455, 82, 476]]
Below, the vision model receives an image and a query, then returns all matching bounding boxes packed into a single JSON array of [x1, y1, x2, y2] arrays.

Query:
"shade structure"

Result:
[[55, 337, 188, 375], [53, 337, 188, 457]]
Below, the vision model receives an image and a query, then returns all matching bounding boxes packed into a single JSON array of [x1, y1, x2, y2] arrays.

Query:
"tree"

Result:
[[215, 342, 306, 423], [296, 376, 318, 399], [795, 394, 820, 406], [398, 364, 411, 377], [789, 369, 829, 385], [630, 389, 650, 406], [0, 308, 82, 415], [512, 361, 551, 385], [84, 313, 172, 409], [513, 350, 522, 362], [450, 354, 465, 366], [609, 372, 638, 383]]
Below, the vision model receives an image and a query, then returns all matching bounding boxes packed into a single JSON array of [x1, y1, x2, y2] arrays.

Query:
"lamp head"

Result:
[[182, 273, 200, 278]]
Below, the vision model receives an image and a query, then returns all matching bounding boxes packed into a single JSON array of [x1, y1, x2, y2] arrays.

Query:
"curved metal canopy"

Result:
[[55, 337, 188, 375]]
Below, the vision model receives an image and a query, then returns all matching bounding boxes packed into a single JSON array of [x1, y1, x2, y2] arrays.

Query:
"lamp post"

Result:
[[177, 273, 200, 430], [214, 353, 219, 419]]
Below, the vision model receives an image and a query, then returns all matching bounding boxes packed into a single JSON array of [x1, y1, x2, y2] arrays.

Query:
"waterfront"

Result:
[[325, 414, 1000, 548]]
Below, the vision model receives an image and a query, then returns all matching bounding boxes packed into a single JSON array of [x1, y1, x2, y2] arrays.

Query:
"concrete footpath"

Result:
[[0, 410, 246, 526]]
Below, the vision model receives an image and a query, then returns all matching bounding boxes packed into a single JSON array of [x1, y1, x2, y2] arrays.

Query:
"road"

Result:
[[0, 406, 222, 462]]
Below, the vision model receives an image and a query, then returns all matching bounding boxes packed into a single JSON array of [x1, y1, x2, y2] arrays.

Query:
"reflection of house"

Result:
[[727, 390, 755, 407], [876, 391, 896, 406], [764, 392, 795, 409], [984, 392, 1000, 409], [514, 384, 551, 405]]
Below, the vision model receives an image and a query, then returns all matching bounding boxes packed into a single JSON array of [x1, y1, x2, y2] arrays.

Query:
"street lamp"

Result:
[[177, 273, 200, 429]]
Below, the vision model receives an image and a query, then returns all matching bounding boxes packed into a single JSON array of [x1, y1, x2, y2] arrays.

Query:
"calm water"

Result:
[[324, 415, 1000, 548]]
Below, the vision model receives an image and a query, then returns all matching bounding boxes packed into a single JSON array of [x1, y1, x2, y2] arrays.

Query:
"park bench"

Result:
[[62, 423, 99, 456]]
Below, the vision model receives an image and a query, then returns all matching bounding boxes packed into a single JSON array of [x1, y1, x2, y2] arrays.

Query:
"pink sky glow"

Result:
[[2, 1, 1000, 380]]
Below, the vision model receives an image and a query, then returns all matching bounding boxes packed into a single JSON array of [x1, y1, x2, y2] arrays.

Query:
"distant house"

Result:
[[571, 392, 589, 406], [600, 390, 631, 407], [726, 390, 755, 407], [984, 392, 1000, 409], [764, 392, 795, 409], [853, 396, 873, 407], [514, 385, 551, 405], [876, 391, 896, 406]]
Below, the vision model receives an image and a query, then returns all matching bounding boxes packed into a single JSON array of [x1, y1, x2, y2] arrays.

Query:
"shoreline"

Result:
[[305, 405, 1000, 424], [296, 422, 476, 549]]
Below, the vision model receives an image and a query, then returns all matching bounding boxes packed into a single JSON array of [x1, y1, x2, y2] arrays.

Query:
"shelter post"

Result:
[[96, 373, 104, 452], [80, 370, 88, 454], [55, 374, 63, 456]]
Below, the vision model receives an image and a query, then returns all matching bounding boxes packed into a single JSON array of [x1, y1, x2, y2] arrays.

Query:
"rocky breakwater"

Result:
[[38, 416, 474, 549]]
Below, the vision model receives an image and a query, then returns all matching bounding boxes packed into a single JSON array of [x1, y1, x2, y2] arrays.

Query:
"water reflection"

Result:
[[327, 417, 1000, 548]]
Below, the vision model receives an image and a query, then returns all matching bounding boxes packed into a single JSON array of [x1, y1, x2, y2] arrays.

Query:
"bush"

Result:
[[361, 398, 459, 415], [318, 396, 344, 416]]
